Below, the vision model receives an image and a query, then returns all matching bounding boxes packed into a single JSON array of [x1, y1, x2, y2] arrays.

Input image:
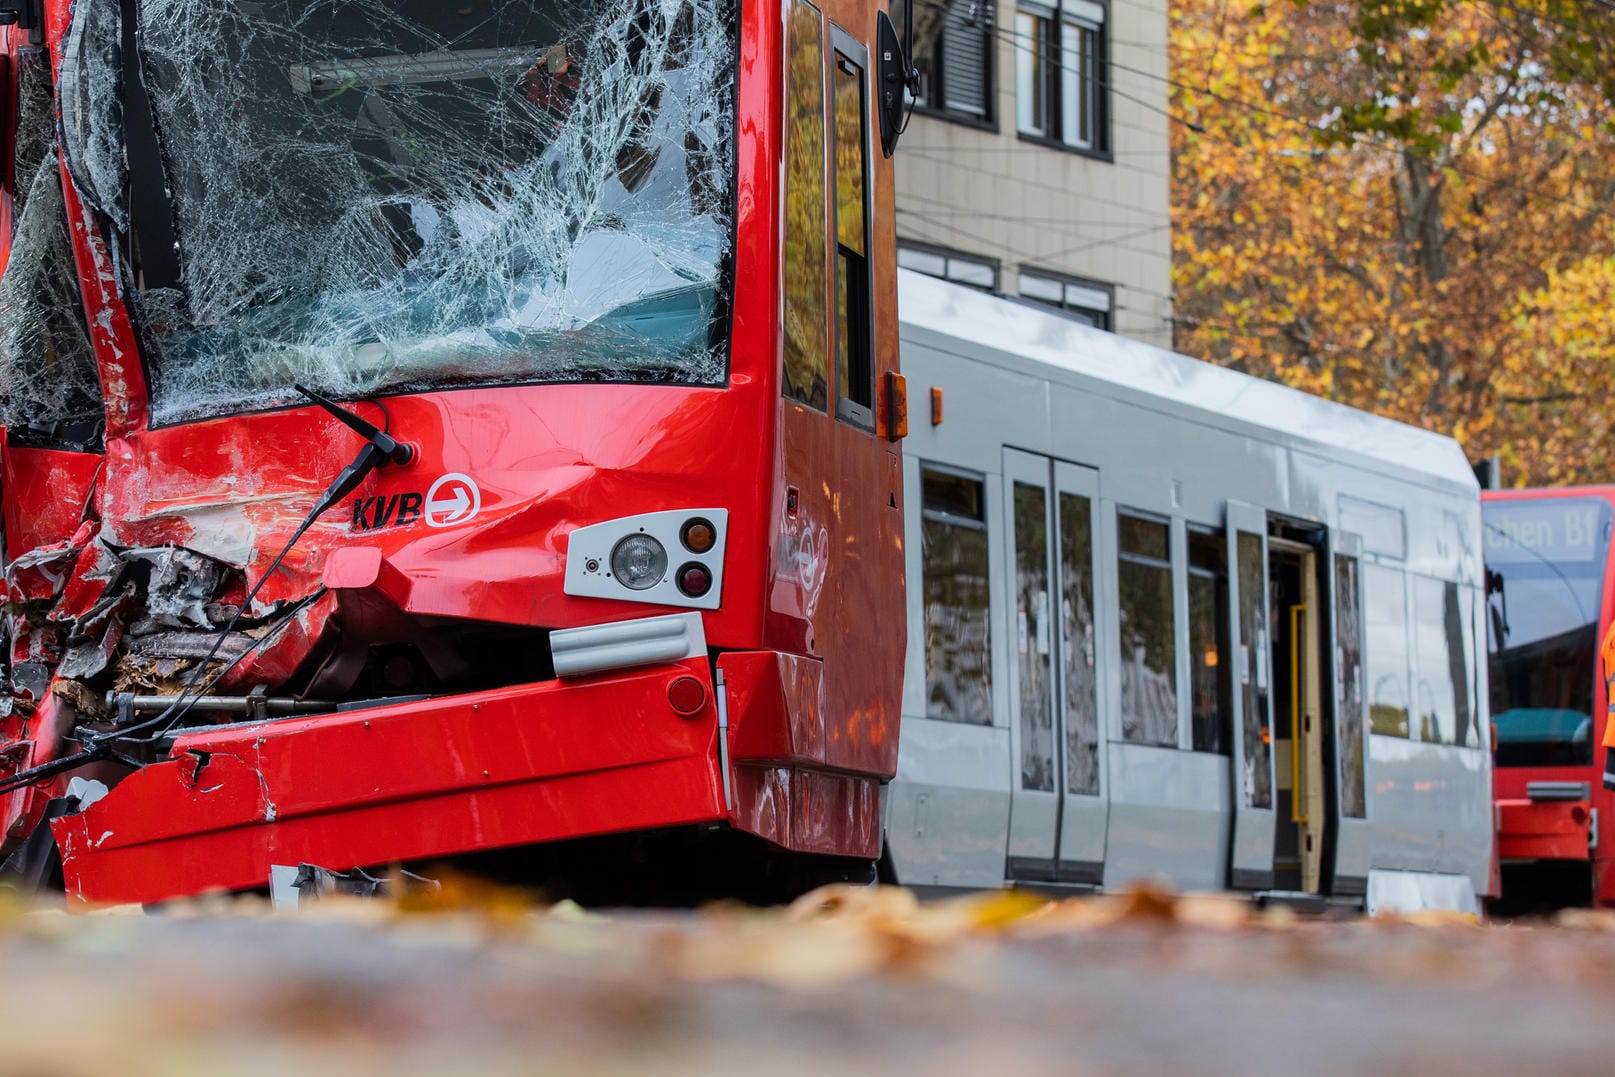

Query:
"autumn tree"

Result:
[[1172, 0, 1615, 483]]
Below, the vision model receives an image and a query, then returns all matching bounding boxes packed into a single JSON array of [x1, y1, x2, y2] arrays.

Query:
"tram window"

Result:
[[1413, 576, 1474, 746], [1060, 491, 1100, 795], [831, 44, 874, 427], [1334, 554, 1367, 817], [921, 468, 992, 725], [1015, 483, 1056, 791], [1188, 528, 1231, 755], [1363, 564, 1411, 738], [1118, 511, 1177, 748], [782, 0, 829, 411]]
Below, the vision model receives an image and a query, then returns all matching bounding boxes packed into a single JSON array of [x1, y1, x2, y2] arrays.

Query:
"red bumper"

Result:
[[54, 657, 725, 905], [1496, 797, 1593, 862]]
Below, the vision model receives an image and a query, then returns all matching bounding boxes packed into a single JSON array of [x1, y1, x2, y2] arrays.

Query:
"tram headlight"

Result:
[[611, 534, 669, 590]]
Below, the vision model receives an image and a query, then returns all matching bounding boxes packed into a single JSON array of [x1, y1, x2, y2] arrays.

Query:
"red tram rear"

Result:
[[0, 0, 909, 903], [1485, 487, 1615, 911]]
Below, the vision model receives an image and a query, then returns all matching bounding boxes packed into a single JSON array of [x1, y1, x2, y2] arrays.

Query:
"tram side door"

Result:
[[1225, 502, 1278, 889], [1328, 532, 1373, 892], [1003, 449, 1107, 882], [1269, 536, 1326, 893]]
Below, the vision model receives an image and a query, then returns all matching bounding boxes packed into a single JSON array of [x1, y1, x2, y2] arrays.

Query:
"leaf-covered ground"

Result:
[[3, 885, 1611, 1075]]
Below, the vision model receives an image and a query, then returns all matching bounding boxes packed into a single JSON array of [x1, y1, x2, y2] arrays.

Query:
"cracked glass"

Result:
[[80, 0, 735, 423], [0, 49, 104, 444]]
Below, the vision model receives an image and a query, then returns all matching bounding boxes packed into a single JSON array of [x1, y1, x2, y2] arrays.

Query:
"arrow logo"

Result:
[[424, 473, 482, 528]]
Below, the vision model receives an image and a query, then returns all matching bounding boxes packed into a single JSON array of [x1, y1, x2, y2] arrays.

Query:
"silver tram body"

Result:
[[889, 270, 1493, 913]]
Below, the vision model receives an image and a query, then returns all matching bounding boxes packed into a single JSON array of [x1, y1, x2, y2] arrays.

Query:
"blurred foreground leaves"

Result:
[[0, 882, 1612, 1074]]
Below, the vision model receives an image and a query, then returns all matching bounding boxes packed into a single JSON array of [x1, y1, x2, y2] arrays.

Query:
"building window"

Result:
[[1014, 0, 1106, 151], [899, 243, 998, 290], [1019, 269, 1112, 330], [922, 468, 993, 725], [909, 0, 995, 121], [1118, 511, 1177, 747], [1188, 527, 1231, 755]]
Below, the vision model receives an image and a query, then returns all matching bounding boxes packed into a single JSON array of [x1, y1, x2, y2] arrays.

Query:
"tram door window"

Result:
[[1188, 527, 1232, 755], [1059, 490, 1100, 795], [1234, 531, 1273, 809], [782, 0, 829, 411], [1014, 482, 1056, 792], [829, 31, 874, 427], [1268, 540, 1325, 894], [1334, 553, 1368, 819], [920, 468, 993, 725], [1118, 512, 1177, 747]]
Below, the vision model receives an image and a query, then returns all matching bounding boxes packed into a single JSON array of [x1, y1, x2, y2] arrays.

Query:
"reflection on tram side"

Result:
[[889, 269, 1493, 914]]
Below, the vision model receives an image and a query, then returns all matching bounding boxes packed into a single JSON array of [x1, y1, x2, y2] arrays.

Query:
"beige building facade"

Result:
[[893, 0, 1172, 347]]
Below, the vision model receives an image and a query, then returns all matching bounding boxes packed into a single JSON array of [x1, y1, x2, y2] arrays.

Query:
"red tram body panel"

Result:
[[0, 0, 905, 903]]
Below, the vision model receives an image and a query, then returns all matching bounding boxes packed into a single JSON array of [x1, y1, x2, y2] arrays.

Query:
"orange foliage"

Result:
[[1171, 0, 1615, 484]]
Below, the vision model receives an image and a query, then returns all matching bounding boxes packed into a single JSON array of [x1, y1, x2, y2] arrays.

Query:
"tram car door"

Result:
[[1227, 503, 1280, 889], [1268, 535, 1326, 892], [1327, 531, 1373, 897], [1002, 449, 1107, 884]]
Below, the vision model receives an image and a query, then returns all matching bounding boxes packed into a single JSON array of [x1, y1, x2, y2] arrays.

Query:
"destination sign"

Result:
[[1483, 497, 1612, 565]]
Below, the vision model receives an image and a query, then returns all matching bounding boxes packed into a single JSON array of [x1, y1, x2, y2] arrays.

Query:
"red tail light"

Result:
[[676, 563, 712, 598]]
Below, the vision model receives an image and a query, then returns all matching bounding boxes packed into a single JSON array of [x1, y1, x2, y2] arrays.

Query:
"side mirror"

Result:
[[875, 9, 915, 157]]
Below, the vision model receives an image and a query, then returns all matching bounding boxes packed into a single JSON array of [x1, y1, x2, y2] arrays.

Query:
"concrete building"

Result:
[[894, 0, 1172, 347]]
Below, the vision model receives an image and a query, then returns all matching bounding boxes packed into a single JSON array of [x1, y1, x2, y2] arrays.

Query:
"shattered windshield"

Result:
[[109, 0, 734, 423]]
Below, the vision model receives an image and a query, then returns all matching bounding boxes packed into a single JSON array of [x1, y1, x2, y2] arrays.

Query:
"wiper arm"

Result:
[[294, 385, 416, 519]]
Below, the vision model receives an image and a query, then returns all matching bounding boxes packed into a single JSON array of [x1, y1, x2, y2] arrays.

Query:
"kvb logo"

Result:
[[424, 473, 482, 528], [349, 473, 482, 532]]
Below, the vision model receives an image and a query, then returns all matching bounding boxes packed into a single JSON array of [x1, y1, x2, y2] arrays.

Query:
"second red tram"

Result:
[[0, 0, 911, 903], [1484, 487, 1615, 910]]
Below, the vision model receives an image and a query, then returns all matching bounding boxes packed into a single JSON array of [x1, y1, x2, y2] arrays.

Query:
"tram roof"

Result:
[[897, 269, 1479, 493]]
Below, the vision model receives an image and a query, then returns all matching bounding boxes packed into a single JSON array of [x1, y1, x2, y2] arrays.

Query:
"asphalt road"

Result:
[[3, 886, 1611, 1076]]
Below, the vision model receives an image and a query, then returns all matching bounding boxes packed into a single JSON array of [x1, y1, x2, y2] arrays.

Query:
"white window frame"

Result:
[[1014, 0, 1106, 151]]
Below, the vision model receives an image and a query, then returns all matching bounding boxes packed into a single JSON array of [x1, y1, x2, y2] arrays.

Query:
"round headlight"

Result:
[[611, 534, 668, 590]]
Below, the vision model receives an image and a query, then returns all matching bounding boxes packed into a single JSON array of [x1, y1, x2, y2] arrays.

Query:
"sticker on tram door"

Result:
[[349, 474, 483, 531]]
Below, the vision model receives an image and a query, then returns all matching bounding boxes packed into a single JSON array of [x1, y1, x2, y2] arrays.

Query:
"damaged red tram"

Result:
[[0, 0, 913, 903]]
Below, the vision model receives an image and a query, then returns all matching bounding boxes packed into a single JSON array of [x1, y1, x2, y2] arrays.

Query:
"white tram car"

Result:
[[888, 270, 1493, 914]]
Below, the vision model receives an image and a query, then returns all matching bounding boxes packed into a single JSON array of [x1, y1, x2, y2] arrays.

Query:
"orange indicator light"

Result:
[[682, 518, 717, 554]]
